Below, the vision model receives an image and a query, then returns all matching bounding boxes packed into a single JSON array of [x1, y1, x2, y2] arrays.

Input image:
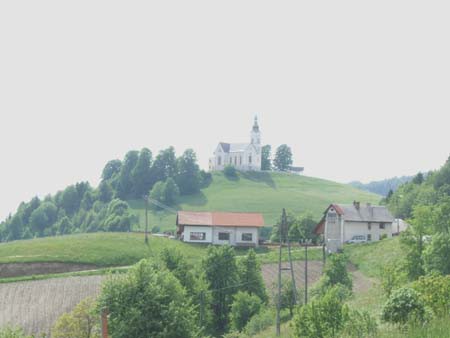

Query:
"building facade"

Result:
[[176, 211, 264, 247], [209, 117, 262, 171], [314, 202, 395, 253]]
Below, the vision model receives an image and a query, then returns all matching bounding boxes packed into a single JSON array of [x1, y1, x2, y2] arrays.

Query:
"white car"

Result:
[[346, 235, 367, 244]]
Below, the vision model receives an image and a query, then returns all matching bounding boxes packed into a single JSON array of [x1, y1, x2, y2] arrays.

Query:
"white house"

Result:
[[314, 201, 395, 253], [176, 211, 264, 247], [209, 117, 262, 172]]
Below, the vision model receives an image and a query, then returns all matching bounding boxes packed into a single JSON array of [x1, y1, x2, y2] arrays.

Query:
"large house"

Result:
[[209, 117, 262, 171], [314, 201, 395, 253], [176, 211, 264, 247]]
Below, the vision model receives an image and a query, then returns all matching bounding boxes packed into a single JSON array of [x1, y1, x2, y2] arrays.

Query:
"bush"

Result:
[[322, 254, 352, 290], [151, 225, 161, 233], [382, 287, 427, 325], [224, 165, 238, 178], [230, 292, 262, 332], [293, 286, 349, 338], [242, 308, 276, 336], [412, 274, 450, 317], [52, 297, 100, 338], [341, 309, 378, 338], [0, 328, 30, 338]]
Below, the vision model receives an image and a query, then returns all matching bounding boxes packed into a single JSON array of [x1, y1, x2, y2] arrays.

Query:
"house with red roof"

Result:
[[176, 211, 264, 247]]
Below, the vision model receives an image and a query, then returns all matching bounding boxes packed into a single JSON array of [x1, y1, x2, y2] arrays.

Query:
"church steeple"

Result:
[[251, 116, 261, 145]]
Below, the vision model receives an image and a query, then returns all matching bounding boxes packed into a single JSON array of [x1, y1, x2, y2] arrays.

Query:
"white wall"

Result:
[[182, 225, 259, 246], [183, 226, 213, 243], [344, 221, 392, 242]]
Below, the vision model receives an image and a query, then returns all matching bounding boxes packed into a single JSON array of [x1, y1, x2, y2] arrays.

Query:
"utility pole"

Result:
[[301, 238, 311, 304], [276, 208, 298, 336], [143, 195, 149, 244], [101, 308, 109, 338]]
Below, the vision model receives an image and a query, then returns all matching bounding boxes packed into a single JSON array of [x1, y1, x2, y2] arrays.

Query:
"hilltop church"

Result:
[[209, 117, 262, 172]]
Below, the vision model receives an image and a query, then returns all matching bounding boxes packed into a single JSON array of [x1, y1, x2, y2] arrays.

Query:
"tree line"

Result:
[[0, 147, 210, 242]]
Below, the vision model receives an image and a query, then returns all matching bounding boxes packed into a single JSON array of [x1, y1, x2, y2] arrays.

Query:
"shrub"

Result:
[[341, 309, 378, 338], [224, 165, 238, 178], [230, 292, 262, 332], [52, 297, 100, 338], [412, 274, 450, 317], [242, 308, 276, 336], [0, 328, 30, 338], [293, 286, 350, 338], [151, 225, 161, 233], [382, 287, 427, 325], [381, 264, 407, 298]]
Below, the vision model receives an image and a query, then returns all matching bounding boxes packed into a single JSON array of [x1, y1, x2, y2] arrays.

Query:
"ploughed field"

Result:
[[0, 260, 324, 336]]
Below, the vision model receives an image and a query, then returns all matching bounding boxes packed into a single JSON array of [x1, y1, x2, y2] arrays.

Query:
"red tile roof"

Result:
[[177, 211, 265, 227]]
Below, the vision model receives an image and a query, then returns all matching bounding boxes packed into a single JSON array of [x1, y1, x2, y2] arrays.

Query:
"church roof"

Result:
[[219, 142, 251, 153]]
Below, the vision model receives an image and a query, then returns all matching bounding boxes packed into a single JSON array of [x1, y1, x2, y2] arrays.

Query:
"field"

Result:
[[129, 171, 380, 232]]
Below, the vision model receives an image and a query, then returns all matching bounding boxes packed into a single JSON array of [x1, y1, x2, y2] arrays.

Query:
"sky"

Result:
[[1, 1, 449, 221]]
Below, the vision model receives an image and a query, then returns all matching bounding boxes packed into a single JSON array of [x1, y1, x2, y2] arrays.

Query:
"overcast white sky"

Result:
[[1, 1, 449, 221]]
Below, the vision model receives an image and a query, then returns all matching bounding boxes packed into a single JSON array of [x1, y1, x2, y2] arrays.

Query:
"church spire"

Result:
[[252, 116, 260, 132]]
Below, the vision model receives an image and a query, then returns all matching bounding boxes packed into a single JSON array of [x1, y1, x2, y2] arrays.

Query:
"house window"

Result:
[[234, 156, 237, 165], [328, 213, 336, 224], [230, 158, 232, 164], [240, 156, 242, 165], [368, 223, 372, 230], [190, 232, 206, 241], [218, 157, 221, 165], [241, 233, 253, 241], [218, 232, 230, 241], [379, 223, 385, 229], [367, 234, 372, 241], [249, 155, 252, 164]]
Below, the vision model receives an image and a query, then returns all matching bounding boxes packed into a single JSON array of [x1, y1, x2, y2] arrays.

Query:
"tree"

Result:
[[151, 147, 177, 184], [102, 199, 134, 232], [273, 144, 293, 171], [132, 148, 153, 198], [412, 172, 424, 185], [61, 185, 81, 215], [401, 205, 434, 280], [261, 145, 272, 171], [238, 249, 267, 303], [101, 159, 122, 182], [176, 149, 201, 195], [423, 232, 450, 275], [98, 259, 200, 338], [116, 150, 139, 199], [149, 181, 165, 209], [98, 181, 114, 203], [164, 177, 180, 206], [293, 286, 350, 338], [224, 165, 238, 179], [80, 191, 95, 211], [382, 287, 426, 325], [322, 254, 352, 291], [203, 245, 239, 334], [51, 297, 100, 338], [230, 292, 262, 332], [0, 327, 31, 338], [277, 277, 298, 317], [56, 216, 73, 235], [30, 202, 59, 236]]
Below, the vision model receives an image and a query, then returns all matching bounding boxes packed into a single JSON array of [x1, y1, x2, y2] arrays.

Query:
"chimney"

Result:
[[367, 203, 374, 217], [353, 201, 360, 210]]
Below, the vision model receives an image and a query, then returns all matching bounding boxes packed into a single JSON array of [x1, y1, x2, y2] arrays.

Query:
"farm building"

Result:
[[176, 211, 264, 247], [314, 201, 395, 253]]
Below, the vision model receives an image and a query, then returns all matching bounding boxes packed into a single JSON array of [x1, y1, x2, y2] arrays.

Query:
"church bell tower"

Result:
[[251, 116, 261, 146]]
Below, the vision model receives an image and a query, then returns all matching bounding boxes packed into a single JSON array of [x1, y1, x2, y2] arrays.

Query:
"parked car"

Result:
[[346, 235, 367, 244]]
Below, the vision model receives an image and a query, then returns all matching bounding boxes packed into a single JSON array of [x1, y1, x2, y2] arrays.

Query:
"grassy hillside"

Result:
[[0, 233, 205, 267], [130, 171, 380, 232], [344, 236, 405, 278]]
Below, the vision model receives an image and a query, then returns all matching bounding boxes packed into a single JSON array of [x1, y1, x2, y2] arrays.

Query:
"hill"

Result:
[[129, 171, 381, 232], [349, 176, 413, 196]]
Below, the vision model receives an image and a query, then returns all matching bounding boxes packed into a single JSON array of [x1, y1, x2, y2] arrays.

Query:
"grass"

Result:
[[0, 232, 206, 266], [343, 236, 405, 278], [129, 171, 380, 232]]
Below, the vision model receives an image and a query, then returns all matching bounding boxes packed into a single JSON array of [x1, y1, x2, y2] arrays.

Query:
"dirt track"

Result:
[[0, 262, 98, 279]]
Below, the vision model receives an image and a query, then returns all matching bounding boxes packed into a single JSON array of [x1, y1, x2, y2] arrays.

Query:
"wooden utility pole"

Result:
[[304, 243, 308, 304], [276, 208, 298, 336], [101, 308, 109, 338]]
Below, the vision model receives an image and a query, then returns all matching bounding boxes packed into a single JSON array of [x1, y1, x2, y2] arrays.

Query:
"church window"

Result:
[[249, 155, 252, 164], [218, 157, 221, 165]]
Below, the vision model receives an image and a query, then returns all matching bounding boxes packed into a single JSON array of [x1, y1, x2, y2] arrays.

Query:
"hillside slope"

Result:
[[129, 171, 380, 231]]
